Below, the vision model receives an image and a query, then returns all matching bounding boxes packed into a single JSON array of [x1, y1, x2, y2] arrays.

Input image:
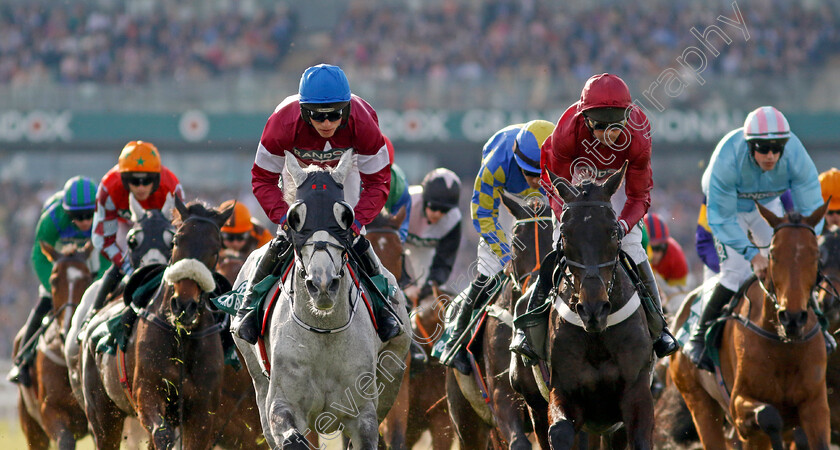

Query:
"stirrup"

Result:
[[232, 308, 262, 345], [510, 329, 540, 361], [653, 328, 680, 358]]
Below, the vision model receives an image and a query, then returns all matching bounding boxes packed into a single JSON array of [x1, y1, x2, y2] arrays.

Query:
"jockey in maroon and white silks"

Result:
[[251, 94, 390, 234]]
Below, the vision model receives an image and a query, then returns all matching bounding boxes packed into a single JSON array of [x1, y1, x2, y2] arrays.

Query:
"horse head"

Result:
[[818, 226, 840, 322], [40, 241, 94, 332], [127, 193, 176, 267], [501, 191, 552, 282], [366, 206, 406, 277], [162, 197, 233, 330], [756, 200, 829, 339], [547, 161, 628, 333], [285, 150, 355, 312]]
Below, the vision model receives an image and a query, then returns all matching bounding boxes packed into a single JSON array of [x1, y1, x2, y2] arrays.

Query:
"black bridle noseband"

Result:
[[558, 201, 622, 301]]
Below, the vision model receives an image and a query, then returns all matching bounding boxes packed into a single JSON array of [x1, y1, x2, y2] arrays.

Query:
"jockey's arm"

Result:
[[471, 164, 512, 265], [31, 214, 60, 291]]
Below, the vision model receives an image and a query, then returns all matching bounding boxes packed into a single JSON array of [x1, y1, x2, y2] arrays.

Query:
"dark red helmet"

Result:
[[644, 213, 669, 244], [579, 73, 632, 123]]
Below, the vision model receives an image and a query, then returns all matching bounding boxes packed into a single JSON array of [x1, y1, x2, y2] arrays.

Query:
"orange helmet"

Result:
[[118, 141, 161, 173], [819, 168, 840, 210], [220, 200, 254, 234]]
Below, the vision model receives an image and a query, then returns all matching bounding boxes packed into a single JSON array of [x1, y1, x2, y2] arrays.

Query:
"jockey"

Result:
[[644, 213, 688, 288], [220, 200, 273, 255], [403, 168, 463, 305], [442, 119, 554, 375], [510, 73, 679, 360], [819, 168, 840, 230], [231, 63, 400, 345], [91, 141, 185, 340], [8, 176, 109, 385], [383, 134, 412, 242], [684, 106, 829, 370]]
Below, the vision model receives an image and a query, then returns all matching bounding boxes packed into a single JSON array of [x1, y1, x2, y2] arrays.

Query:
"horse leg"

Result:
[[796, 391, 831, 450], [346, 403, 380, 450], [445, 368, 490, 450], [380, 355, 410, 449], [266, 396, 311, 450], [618, 376, 654, 449], [18, 393, 49, 450], [731, 396, 784, 450], [669, 354, 728, 448], [82, 355, 125, 450], [546, 390, 581, 450]]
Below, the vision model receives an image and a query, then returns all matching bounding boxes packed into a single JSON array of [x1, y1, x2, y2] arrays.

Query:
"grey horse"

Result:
[[233, 150, 410, 449]]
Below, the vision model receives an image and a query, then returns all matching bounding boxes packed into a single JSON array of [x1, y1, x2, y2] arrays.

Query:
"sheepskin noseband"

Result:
[[163, 258, 216, 293]]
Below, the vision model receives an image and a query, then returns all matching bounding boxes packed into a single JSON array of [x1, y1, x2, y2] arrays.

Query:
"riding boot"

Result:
[[637, 261, 680, 358], [406, 302, 428, 367], [354, 236, 402, 342], [92, 263, 123, 312], [231, 236, 290, 344], [510, 248, 560, 360], [510, 273, 551, 360], [684, 283, 734, 371], [7, 296, 52, 385], [443, 274, 494, 375]]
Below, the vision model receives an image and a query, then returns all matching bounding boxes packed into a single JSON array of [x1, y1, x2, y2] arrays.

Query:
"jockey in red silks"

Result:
[[231, 64, 401, 345], [510, 73, 679, 360]]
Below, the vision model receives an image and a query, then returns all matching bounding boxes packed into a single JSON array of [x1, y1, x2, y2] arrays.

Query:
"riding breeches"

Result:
[[715, 198, 783, 291], [476, 238, 506, 277]]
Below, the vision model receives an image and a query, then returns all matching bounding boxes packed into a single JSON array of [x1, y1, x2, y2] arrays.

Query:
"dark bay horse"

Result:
[[513, 164, 656, 449], [214, 248, 268, 449], [446, 192, 552, 449], [670, 202, 831, 449], [15, 242, 93, 449], [817, 226, 840, 443], [80, 198, 233, 449]]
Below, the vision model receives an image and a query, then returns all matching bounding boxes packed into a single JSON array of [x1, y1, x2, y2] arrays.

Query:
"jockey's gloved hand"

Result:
[[617, 219, 629, 241], [120, 260, 133, 277]]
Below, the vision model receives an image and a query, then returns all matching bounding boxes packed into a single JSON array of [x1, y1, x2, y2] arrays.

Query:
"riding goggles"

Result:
[[749, 139, 787, 155], [68, 209, 95, 221], [304, 107, 344, 123], [222, 232, 249, 242], [425, 202, 452, 214], [586, 117, 627, 131]]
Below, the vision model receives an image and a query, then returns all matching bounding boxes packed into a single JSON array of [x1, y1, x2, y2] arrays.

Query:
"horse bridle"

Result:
[[557, 201, 622, 301]]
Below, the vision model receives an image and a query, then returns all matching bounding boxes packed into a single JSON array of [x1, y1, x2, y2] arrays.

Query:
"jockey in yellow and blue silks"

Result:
[[441, 119, 554, 375], [685, 106, 829, 371]]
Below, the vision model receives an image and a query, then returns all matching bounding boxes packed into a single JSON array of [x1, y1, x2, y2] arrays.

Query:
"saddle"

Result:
[[431, 277, 508, 360]]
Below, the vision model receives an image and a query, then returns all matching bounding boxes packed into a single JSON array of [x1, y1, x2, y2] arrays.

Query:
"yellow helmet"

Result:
[[819, 168, 840, 210], [220, 200, 254, 234], [118, 141, 161, 173]]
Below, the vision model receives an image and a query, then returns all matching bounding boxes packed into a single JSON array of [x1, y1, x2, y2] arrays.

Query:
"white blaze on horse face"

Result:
[[300, 230, 345, 311], [141, 248, 169, 266]]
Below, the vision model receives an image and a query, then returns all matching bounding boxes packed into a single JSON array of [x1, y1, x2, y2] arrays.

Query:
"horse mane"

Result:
[[59, 243, 80, 255]]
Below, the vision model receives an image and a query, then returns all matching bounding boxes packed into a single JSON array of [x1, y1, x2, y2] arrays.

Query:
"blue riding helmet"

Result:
[[514, 120, 555, 175], [299, 64, 352, 126], [62, 176, 97, 212]]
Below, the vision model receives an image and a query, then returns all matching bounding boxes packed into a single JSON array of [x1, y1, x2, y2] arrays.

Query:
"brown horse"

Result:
[[15, 242, 93, 449], [446, 193, 552, 449], [214, 248, 268, 449], [513, 165, 656, 449], [79, 199, 233, 449], [670, 202, 831, 449]]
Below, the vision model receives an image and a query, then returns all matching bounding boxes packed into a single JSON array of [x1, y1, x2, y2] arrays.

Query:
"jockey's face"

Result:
[[425, 206, 445, 224], [753, 148, 780, 172], [71, 217, 93, 232], [826, 210, 840, 228], [310, 116, 342, 138], [523, 173, 541, 191], [592, 127, 622, 147], [128, 182, 154, 201]]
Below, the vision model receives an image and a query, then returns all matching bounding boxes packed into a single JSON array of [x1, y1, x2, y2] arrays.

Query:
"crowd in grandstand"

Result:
[[1, 1, 838, 87]]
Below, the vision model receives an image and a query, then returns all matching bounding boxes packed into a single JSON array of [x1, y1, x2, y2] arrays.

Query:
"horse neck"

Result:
[[291, 265, 354, 331], [511, 218, 552, 279]]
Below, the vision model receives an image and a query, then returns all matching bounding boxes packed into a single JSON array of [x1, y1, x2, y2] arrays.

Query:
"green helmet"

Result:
[[62, 176, 97, 212]]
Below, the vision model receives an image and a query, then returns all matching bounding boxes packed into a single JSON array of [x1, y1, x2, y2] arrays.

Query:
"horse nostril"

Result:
[[170, 297, 180, 315], [305, 279, 319, 298], [599, 301, 611, 317], [328, 277, 340, 295]]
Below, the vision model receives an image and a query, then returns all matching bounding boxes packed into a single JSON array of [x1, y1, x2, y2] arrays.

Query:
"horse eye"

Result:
[[164, 230, 174, 247], [128, 231, 142, 249]]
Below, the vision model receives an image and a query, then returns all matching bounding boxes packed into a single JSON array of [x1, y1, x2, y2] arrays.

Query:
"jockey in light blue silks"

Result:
[[684, 106, 830, 371]]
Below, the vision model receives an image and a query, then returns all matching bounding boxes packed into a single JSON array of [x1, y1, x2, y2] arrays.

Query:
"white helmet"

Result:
[[743, 106, 790, 141]]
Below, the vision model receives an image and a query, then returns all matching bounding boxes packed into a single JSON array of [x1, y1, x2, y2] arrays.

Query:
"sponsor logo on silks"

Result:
[[292, 147, 352, 163], [714, 237, 727, 262], [406, 234, 440, 248], [737, 189, 787, 201]]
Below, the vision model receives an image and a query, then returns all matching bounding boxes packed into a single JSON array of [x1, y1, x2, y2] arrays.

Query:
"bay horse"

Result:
[[233, 150, 410, 449], [816, 226, 840, 444], [670, 201, 831, 449], [512, 164, 656, 449], [15, 242, 93, 449], [78, 198, 234, 449], [214, 248, 268, 449], [446, 192, 552, 449]]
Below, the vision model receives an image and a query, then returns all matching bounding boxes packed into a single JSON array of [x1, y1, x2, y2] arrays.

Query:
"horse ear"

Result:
[[161, 193, 176, 221], [331, 150, 354, 184], [602, 160, 628, 197], [547, 169, 577, 204], [755, 201, 783, 229], [40, 241, 59, 263], [216, 201, 236, 228], [805, 198, 831, 229], [284, 151, 308, 188], [390, 205, 406, 228], [333, 202, 354, 230], [129, 192, 145, 222], [288, 202, 307, 232], [174, 195, 189, 222]]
